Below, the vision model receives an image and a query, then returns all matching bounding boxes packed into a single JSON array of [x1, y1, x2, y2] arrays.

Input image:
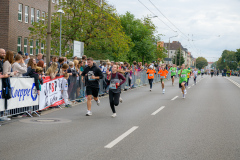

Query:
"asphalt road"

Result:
[[1, 75, 240, 160]]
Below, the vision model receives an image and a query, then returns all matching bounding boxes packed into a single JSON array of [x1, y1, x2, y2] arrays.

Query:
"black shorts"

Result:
[[171, 75, 176, 78], [179, 81, 187, 88], [86, 86, 99, 97]]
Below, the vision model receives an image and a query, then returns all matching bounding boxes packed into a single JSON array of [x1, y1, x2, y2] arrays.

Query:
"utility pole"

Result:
[[179, 47, 181, 66], [168, 39, 170, 64], [46, 0, 51, 67]]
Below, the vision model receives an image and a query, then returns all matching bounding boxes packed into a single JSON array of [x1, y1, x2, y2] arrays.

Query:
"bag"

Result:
[[2, 77, 12, 100]]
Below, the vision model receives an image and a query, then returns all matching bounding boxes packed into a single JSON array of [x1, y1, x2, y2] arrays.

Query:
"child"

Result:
[[62, 73, 71, 108], [158, 65, 169, 94]]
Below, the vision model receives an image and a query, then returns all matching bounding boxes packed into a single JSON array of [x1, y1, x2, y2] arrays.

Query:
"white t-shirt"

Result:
[[62, 78, 68, 91], [201, 69, 204, 73], [193, 71, 198, 76]]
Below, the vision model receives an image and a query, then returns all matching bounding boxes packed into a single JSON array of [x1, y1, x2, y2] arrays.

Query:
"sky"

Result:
[[108, 0, 240, 62]]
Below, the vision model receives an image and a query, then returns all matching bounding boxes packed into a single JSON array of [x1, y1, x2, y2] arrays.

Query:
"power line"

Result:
[[138, 0, 176, 32], [148, 0, 190, 40]]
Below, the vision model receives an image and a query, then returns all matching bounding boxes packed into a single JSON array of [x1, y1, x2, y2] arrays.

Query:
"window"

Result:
[[56, 0, 59, 5], [52, 0, 55, 3], [41, 42, 44, 54], [18, 4, 23, 21], [17, 37, 22, 52], [42, 11, 45, 21], [36, 10, 40, 22], [25, 6, 29, 23], [24, 38, 28, 53], [30, 39, 33, 55], [31, 8, 35, 24], [36, 40, 39, 55]]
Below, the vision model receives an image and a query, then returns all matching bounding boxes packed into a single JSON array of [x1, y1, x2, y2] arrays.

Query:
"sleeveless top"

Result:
[[109, 72, 121, 93]]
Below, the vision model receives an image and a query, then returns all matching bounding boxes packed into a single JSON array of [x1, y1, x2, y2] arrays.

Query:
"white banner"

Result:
[[0, 78, 39, 111], [73, 40, 84, 58], [39, 76, 64, 110]]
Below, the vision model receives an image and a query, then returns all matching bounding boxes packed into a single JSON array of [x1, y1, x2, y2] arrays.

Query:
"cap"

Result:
[[120, 62, 123, 65], [18, 51, 23, 55], [149, 65, 153, 69], [25, 53, 29, 56]]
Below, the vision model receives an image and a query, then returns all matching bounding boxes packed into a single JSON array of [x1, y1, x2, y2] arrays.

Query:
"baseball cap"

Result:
[[18, 51, 23, 55], [25, 53, 29, 56]]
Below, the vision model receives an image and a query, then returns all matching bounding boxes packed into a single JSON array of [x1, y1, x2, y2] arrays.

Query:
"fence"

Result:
[[0, 69, 177, 120]]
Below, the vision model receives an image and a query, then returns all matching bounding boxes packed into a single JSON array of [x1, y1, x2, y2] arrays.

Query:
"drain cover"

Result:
[[20, 118, 71, 124]]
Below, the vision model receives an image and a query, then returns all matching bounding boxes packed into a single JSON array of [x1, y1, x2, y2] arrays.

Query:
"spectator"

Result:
[[12, 54, 27, 77], [59, 63, 69, 75], [3, 51, 18, 77], [82, 55, 87, 66], [48, 56, 55, 67], [24, 53, 30, 64], [46, 62, 58, 79], [37, 60, 44, 68], [23, 58, 37, 76], [58, 57, 65, 72], [73, 56, 78, 61], [36, 53, 43, 63], [101, 62, 107, 73], [0, 48, 6, 75], [109, 61, 114, 72], [78, 60, 84, 72], [64, 57, 69, 64], [18, 51, 23, 56], [67, 61, 78, 100]]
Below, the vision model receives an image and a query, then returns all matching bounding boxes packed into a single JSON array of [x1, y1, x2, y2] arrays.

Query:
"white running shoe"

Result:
[[182, 94, 185, 99], [119, 97, 123, 103], [86, 110, 92, 116], [184, 90, 187, 95], [162, 89, 165, 94], [111, 113, 117, 118], [96, 99, 100, 106]]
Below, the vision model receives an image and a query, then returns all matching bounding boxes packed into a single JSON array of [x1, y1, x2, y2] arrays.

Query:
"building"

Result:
[[0, 0, 58, 56]]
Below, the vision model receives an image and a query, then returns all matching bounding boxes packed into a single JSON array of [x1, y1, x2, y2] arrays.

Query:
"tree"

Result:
[[221, 50, 238, 70], [235, 49, 240, 63], [172, 49, 185, 66], [119, 12, 161, 63], [29, 0, 131, 61], [196, 57, 208, 69]]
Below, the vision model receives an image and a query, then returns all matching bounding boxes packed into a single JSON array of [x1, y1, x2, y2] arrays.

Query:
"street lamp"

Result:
[[168, 34, 178, 64], [57, 8, 64, 57]]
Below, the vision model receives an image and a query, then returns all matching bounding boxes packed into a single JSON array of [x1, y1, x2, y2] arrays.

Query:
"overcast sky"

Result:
[[109, 0, 240, 62]]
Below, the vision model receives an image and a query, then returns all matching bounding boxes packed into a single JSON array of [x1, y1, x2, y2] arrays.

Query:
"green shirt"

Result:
[[170, 67, 177, 76], [178, 69, 191, 83]]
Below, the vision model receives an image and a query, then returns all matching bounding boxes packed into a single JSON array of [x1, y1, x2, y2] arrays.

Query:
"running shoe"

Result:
[[182, 94, 185, 99], [96, 99, 100, 106], [162, 89, 165, 94], [150, 89, 152, 91], [119, 97, 123, 103], [184, 90, 187, 95], [112, 113, 117, 118], [86, 110, 92, 116]]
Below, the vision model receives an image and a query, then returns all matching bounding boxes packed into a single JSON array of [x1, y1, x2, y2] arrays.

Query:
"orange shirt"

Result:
[[146, 69, 156, 79], [158, 69, 169, 78]]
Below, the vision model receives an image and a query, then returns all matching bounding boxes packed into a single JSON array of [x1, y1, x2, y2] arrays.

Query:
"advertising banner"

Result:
[[39, 76, 64, 110], [0, 78, 39, 111]]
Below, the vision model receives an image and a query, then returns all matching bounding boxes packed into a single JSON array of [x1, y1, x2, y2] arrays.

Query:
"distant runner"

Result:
[[169, 64, 177, 86], [193, 68, 198, 85], [178, 64, 191, 99], [158, 65, 169, 94], [146, 65, 156, 91]]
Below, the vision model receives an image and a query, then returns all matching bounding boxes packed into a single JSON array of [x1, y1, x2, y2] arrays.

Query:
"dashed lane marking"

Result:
[[151, 106, 165, 115], [104, 126, 139, 149], [171, 96, 178, 101]]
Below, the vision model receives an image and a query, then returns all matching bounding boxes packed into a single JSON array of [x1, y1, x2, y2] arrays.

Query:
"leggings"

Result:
[[129, 77, 132, 87], [148, 79, 153, 89], [109, 90, 120, 113]]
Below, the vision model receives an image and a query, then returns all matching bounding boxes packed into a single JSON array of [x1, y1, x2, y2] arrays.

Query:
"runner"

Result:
[[201, 68, 204, 78], [186, 67, 192, 86], [107, 65, 126, 117], [210, 69, 214, 78], [146, 65, 156, 91], [81, 57, 103, 116], [169, 64, 177, 86], [158, 65, 169, 94], [193, 68, 198, 85], [178, 64, 191, 99]]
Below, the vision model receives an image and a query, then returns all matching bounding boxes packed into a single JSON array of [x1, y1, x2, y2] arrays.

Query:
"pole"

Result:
[[168, 39, 170, 64], [59, 12, 62, 57], [46, 0, 51, 67], [179, 47, 181, 66]]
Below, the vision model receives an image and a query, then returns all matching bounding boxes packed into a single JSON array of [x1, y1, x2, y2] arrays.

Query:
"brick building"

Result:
[[0, 0, 58, 56]]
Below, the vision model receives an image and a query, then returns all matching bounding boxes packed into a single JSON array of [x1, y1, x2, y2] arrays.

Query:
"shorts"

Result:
[[86, 86, 99, 97], [179, 81, 187, 88], [161, 79, 165, 83], [171, 75, 176, 78]]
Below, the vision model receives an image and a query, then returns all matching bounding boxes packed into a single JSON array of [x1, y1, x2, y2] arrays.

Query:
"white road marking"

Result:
[[104, 126, 139, 149], [192, 84, 194, 86], [188, 87, 191, 89], [151, 106, 165, 115], [171, 96, 178, 101]]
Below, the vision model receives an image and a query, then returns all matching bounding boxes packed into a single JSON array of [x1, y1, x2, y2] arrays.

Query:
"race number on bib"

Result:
[[149, 74, 153, 77], [181, 74, 186, 78], [109, 83, 117, 89]]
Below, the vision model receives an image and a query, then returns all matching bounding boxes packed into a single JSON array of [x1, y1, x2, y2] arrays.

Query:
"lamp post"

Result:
[[168, 35, 178, 64], [46, 0, 52, 67], [57, 9, 64, 57]]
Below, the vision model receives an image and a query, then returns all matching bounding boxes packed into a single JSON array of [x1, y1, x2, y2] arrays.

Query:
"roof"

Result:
[[163, 41, 184, 50]]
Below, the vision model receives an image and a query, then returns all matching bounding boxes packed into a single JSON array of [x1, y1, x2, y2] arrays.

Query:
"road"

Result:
[[1, 75, 240, 160]]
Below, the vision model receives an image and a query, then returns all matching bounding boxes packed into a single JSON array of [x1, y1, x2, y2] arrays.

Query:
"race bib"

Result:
[[109, 83, 117, 89], [88, 71, 95, 81], [161, 76, 165, 79], [149, 74, 153, 77], [181, 74, 186, 78]]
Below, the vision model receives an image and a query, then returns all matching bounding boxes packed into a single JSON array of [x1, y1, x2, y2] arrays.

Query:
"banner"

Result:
[[0, 78, 39, 111], [39, 76, 64, 110]]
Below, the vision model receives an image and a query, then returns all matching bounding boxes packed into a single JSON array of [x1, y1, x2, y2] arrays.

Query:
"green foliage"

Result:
[[216, 49, 239, 70], [172, 49, 185, 66], [29, 0, 130, 61], [196, 57, 208, 69]]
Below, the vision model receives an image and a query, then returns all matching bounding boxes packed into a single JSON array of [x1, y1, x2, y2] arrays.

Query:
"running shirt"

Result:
[[187, 72, 190, 78], [169, 67, 177, 76], [201, 69, 204, 73], [146, 69, 156, 79], [178, 69, 191, 83], [158, 69, 169, 79], [193, 71, 198, 76]]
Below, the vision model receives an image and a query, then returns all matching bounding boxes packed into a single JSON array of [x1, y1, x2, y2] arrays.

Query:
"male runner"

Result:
[[201, 68, 204, 78], [158, 65, 169, 94], [178, 64, 191, 99], [193, 68, 198, 85], [169, 64, 177, 86], [81, 57, 103, 116]]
